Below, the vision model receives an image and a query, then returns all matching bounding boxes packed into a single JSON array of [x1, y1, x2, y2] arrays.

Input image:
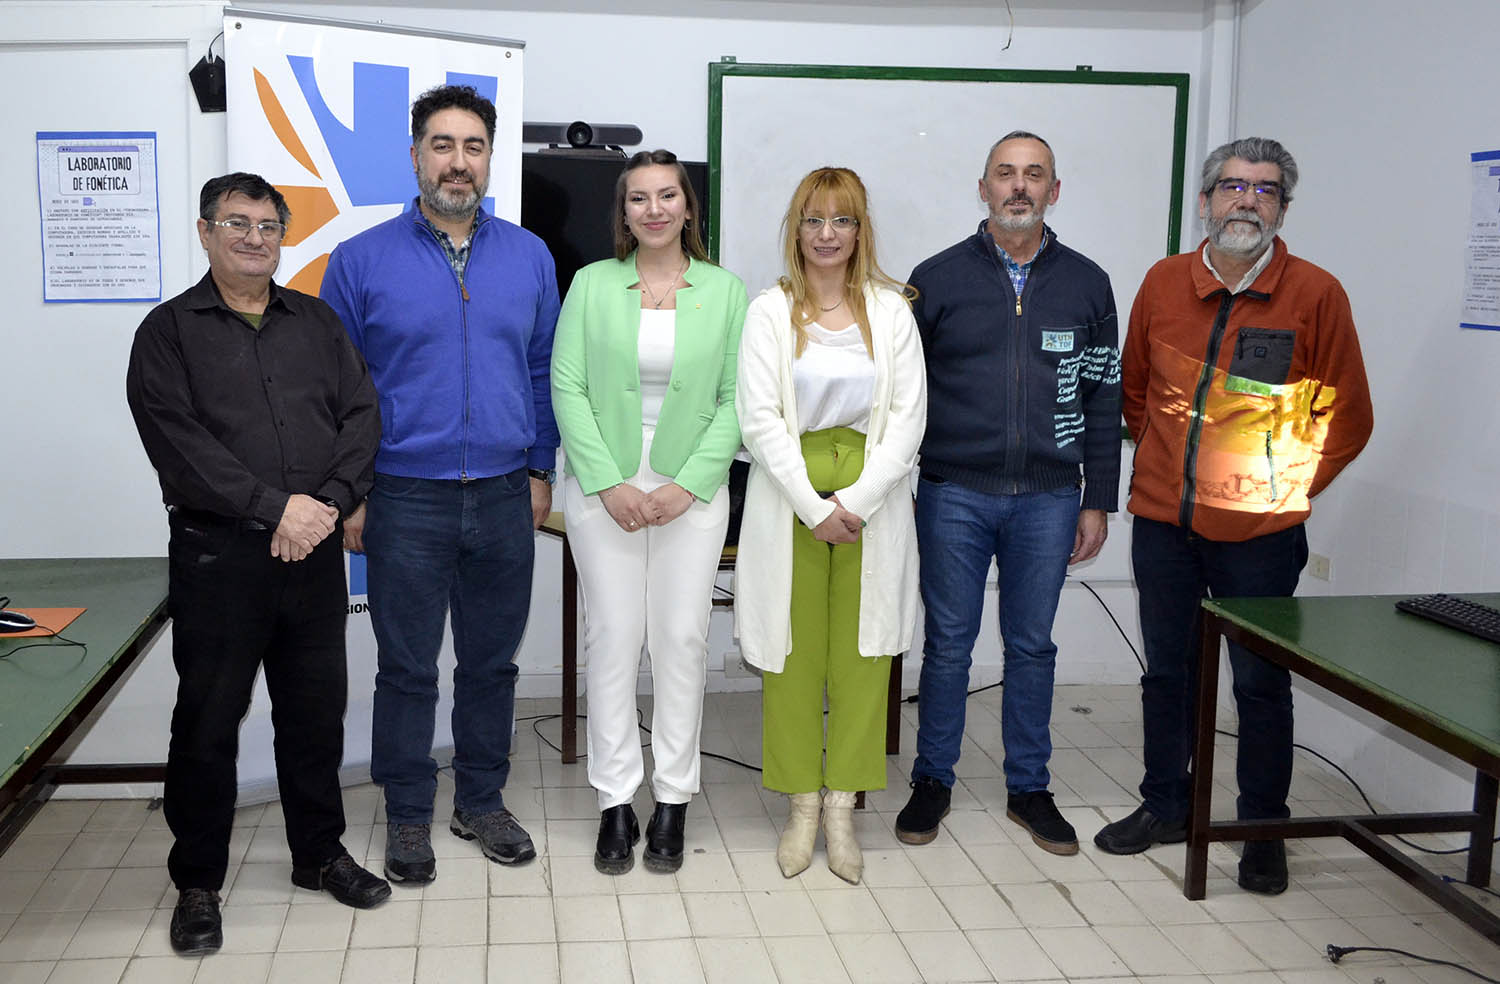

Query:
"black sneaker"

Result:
[[169, 888, 222, 956], [1237, 839, 1288, 895], [894, 777, 951, 845], [451, 806, 536, 865], [1005, 790, 1078, 856]]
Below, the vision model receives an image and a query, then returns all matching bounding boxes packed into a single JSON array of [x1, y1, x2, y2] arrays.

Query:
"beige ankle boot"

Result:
[[822, 789, 863, 884], [777, 792, 821, 878]]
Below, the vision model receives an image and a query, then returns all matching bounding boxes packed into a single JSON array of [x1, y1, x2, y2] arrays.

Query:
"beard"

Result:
[[990, 194, 1046, 233], [1205, 208, 1279, 257], [417, 165, 487, 219]]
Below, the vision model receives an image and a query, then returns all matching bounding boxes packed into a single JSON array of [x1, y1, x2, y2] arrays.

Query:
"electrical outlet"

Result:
[[722, 648, 756, 678], [1307, 552, 1332, 581]]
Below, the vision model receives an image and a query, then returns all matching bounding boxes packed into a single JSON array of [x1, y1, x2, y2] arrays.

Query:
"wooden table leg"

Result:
[[886, 651, 903, 755], [1185, 612, 1222, 900], [1467, 769, 1497, 888], [561, 534, 579, 764]]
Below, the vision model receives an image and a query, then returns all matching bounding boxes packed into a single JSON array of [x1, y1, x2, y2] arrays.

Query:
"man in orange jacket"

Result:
[[1095, 138, 1373, 895]]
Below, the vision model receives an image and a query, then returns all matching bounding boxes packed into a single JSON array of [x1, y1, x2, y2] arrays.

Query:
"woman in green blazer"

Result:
[[550, 149, 747, 876]]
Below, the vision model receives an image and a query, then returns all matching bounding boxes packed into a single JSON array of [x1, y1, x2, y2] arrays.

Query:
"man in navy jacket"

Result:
[[322, 84, 560, 885], [895, 132, 1122, 855]]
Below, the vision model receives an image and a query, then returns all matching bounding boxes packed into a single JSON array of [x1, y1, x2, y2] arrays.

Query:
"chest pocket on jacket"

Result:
[[1227, 326, 1294, 385]]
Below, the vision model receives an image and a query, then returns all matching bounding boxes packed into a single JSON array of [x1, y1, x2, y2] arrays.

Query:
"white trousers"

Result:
[[563, 434, 730, 810]]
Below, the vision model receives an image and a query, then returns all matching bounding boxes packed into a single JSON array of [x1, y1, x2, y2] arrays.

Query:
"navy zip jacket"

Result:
[[908, 222, 1121, 511]]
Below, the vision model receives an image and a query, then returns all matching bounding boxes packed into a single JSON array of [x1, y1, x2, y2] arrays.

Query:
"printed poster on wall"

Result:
[[1462, 149, 1500, 331], [36, 131, 161, 303]]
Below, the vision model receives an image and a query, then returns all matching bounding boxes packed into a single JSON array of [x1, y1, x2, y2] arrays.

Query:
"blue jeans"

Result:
[[913, 477, 1080, 792], [366, 469, 534, 824], [1132, 516, 1307, 823]]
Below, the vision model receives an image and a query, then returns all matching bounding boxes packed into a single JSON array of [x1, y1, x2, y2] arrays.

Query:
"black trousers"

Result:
[[164, 512, 349, 890]]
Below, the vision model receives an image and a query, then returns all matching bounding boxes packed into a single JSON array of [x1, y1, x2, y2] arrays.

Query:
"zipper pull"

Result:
[[1015, 296, 1022, 316], [461, 281, 470, 302]]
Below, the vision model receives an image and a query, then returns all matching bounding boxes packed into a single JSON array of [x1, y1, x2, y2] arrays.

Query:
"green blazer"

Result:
[[550, 255, 748, 500]]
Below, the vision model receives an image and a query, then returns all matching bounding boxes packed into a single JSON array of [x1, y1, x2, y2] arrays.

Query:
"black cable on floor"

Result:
[[1070, 576, 1146, 674], [1326, 944, 1499, 983], [527, 708, 765, 774], [1442, 875, 1500, 901], [1217, 727, 1500, 855]]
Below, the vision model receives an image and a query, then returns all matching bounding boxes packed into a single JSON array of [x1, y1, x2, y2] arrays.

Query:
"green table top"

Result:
[[1203, 594, 1500, 763], [0, 558, 169, 791]]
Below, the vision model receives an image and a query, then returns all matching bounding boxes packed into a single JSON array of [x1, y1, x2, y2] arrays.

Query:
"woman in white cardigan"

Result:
[[735, 167, 926, 884]]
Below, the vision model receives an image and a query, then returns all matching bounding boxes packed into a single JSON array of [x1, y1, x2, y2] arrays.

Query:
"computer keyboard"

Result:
[[1394, 593, 1500, 644]]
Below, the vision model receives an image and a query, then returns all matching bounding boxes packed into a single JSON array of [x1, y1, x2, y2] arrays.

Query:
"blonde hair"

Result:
[[777, 167, 911, 357]]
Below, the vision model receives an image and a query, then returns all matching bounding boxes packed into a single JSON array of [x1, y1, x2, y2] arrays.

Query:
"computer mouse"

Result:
[[0, 609, 37, 633]]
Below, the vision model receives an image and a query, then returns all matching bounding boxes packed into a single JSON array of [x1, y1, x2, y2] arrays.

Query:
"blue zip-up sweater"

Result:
[[908, 222, 1122, 511], [322, 200, 561, 479]]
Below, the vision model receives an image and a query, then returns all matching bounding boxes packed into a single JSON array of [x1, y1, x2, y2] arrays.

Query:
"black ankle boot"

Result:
[[594, 804, 639, 875], [644, 802, 687, 873]]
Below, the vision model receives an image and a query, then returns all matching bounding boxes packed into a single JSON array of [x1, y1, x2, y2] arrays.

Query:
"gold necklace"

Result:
[[638, 256, 688, 309]]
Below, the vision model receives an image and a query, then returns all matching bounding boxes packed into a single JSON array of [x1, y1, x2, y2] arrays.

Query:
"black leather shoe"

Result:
[[292, 851, 392, 909], [169, 888, 222, 955], [644, 802, 687, 873], [1238, 839, 1288, 895], [1093, 804, 1188, 855], [594, 804, 639, 875]]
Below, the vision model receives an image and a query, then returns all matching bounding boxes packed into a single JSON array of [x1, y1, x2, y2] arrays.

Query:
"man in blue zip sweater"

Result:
[[895, 132, 1122, 855], [322, 85, 560, 884]]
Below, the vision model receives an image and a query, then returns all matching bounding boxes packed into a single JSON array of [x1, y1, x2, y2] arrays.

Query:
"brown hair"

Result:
[[777, 167, 910, 356], [611, 149, 711, 263]]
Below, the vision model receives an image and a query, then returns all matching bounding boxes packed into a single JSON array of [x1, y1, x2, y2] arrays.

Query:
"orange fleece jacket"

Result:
[[1122, 237, 1373, 542]]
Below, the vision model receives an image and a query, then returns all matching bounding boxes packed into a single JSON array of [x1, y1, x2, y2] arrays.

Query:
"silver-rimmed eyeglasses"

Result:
[[1212, 179, 1283, 204], [800, 215, 859, 233], [211, 218, 288, 243]]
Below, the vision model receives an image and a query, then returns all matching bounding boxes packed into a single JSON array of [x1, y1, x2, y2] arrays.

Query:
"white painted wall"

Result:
[[2, 0, 1225, 796], [1235, 0, 1500, 812]]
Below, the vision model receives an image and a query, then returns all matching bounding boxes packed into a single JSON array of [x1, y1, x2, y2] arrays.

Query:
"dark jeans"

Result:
[[165, 514, 349, 891], [366, 469, 534, 824], [1132, 516, 1308, 823], [913, 477, 1080, 792]]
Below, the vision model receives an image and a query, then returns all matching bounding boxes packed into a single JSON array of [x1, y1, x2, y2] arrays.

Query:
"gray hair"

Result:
[[1200, 137, 1297, 204], [982, 130, 1058, 182]]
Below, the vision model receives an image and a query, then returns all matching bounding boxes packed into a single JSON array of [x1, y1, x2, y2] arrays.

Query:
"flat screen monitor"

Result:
[[520, 152, 710, 299]]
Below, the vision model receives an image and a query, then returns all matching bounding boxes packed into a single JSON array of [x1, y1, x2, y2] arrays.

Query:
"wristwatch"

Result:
[[527, 468, 556, 484]]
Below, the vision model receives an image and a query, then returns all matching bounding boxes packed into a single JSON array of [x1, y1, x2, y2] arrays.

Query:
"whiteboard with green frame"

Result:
[[708, 61, 1190, 333]]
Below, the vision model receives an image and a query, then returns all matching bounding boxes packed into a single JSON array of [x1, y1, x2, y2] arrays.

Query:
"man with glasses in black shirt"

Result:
[[127, 172, 388, 956]]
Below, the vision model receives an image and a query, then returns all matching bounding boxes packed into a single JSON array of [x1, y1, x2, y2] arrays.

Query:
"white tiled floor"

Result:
[[1, 685, 1496, 983]]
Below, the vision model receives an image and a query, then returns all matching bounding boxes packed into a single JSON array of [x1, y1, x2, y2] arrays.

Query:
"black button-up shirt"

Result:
[[127, 272, 380, 527]]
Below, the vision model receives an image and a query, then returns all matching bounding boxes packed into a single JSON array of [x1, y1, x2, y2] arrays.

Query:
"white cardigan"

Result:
[[734, 284, 928, 673]]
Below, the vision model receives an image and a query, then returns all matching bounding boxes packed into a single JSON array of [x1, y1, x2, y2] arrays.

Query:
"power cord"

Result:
[[525, 708, 764, 774], [0, 623, 89, 660], [1326, 944, 1498, 983]]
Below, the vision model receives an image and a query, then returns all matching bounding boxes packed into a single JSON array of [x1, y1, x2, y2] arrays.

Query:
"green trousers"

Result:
[[762, 427, 891, 794]]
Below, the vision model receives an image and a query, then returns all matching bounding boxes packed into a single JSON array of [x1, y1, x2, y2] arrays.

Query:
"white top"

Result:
[[793, 321, 874, 434], [636, 308, 675, 430]]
